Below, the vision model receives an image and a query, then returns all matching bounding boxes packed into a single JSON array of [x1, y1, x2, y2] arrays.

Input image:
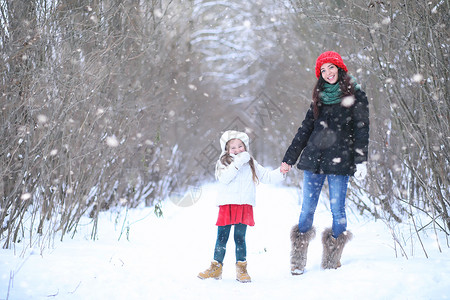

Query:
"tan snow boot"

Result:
[[236, 261, 251, 283], [290, 225, 316, 275], [198, 261, 223, 280], [321, 228, 353, 269]]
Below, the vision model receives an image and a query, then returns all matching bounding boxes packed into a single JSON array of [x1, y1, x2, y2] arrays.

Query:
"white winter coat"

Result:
[[215, 159, 284, 207]]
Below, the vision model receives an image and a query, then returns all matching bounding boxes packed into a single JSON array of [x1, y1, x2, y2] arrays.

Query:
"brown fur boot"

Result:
[[321, 228, 353, 269], [236, 261, 251, 283], [290, 225, 316, 275], [198, 261, 223, 280]]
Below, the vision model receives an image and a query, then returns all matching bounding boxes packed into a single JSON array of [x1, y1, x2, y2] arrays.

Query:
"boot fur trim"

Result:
[[321, 228, 353, 269], [290, 225, 316, 275]]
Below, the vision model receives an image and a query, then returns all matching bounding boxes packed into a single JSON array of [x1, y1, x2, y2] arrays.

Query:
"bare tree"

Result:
[[0, 0, 194, 250]]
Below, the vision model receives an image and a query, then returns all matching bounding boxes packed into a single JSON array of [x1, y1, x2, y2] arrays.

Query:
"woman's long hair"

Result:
[[312, 67, 355, 119], [220, 140, 259, 184]]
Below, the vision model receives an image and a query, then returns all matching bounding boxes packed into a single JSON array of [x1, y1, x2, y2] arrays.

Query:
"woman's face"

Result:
[[227, 139, 246, 155], [320, 63, 339, 84]]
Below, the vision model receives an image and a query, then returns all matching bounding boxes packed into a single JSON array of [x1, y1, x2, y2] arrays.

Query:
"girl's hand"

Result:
[[281, 162, 291, 174], [233, 152, 251, 168]]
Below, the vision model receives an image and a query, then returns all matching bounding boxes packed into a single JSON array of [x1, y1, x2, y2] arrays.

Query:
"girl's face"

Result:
[[227, 139, 246, 155], [320, 63, 339, 84]]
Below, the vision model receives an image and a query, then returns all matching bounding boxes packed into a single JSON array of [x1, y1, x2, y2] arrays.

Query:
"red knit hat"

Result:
[[315, 51, 348, 78]]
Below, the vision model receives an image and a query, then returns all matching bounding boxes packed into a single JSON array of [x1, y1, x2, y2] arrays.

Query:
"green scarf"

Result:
[[320, 76, 360, 105], [320, 82, 342, 105]]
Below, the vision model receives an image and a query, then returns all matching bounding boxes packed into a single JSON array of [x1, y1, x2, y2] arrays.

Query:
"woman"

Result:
[[281, 51, 369, 275]]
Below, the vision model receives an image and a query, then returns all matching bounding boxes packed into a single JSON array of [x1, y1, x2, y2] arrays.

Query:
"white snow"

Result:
[[105, 136, 119, 148], [1, 183, 449, 299]]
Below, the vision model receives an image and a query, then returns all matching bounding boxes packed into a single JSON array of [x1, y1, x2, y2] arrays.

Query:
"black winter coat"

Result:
[[282, 89, 369, 176]]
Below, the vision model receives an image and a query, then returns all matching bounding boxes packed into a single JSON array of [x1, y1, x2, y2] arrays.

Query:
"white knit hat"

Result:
[[219, 130, 250, 159]]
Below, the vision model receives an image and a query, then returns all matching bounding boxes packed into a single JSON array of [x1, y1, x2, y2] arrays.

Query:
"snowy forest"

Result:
[[0, 0, 448, 256]]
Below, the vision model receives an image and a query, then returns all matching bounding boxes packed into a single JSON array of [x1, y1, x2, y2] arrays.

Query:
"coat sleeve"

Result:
[[352, 89, 370, 164], [215, 160, 239, 184], [282, 106, 315, 165], [255, 162, 285, 184]]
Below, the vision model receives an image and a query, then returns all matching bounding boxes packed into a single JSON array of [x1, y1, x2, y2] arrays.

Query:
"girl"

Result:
[[281, 51, 369, 275], [198, 130, 285, 283]]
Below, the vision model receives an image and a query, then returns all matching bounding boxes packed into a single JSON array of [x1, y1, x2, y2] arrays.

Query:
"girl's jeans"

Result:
[[214, 223, 247, 264], [298, 170, 350, 238]]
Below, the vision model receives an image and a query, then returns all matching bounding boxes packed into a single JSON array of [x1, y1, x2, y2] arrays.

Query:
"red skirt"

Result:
[[216, 204, 255, 226]]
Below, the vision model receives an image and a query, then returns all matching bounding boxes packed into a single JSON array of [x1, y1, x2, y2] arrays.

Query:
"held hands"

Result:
[[232, 152, 251, 169], [280, 162, 291, 174], [354, 162, 367, 181]]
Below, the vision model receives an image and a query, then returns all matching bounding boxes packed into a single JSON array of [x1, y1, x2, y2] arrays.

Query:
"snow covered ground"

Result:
[[1, 183, 449, 300]]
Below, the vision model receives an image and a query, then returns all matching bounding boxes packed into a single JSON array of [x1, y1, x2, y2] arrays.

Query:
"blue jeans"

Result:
[[214, 224, 247, 264], [298, 170, 350, 238]]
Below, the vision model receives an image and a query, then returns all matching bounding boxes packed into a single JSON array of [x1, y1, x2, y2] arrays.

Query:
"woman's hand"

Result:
[[354, 162, 367, 181], [281, 162, 291, 174]]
